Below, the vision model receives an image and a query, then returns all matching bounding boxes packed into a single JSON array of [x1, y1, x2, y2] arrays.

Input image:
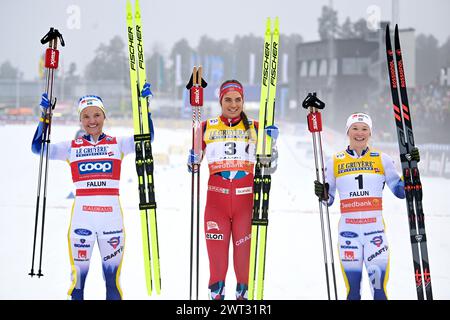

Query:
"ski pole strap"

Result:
[[185, 69, 208, 89], [302, 92, 325, 110], [40, 28, 65, 47]]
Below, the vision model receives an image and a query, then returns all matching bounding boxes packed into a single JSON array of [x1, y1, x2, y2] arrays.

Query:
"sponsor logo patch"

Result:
[[344, 251, 355, 260], [78, 161, 113, 174], [345, 218, 377, 224], [206, 233, 224, 241], [74, 228, 92, 236], [340, 231, 358, 238], [78, 250, 87, 259], [82, 205, 113, 213], [107, 237, 121, 249], [206, 221, 220, 231], [236, 187, 252, 195], [370, 235, 383, 248]]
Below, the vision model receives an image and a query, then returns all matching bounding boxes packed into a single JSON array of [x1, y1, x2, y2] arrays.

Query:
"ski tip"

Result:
[[274, 17, 280, 32], [385, 24, 392, 47], [135, 0, 142, 12], [134, 0, 141, 19], [126, 0, 132, 18], [265, 17, 271, 31], [394, 25, 400, 48]]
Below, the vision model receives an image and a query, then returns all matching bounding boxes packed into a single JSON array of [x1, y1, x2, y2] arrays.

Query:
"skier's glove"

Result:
[[40, 93, 50, 111], [39, 93, 51, 123], [141, 82, 153, 98], [314, 180, 329, 201], [187, 149, 201, 173], [265, 125, 279, 146], [410, 147, 420, 163], [265, 147, 278, 175]]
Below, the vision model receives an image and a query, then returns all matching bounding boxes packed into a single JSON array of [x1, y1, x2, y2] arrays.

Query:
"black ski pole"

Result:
[[186, 66, 207, 299], [30, 28, 64, 278]]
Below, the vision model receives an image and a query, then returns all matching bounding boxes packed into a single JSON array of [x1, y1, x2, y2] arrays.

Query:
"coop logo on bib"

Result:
[[78, 161, 113, 174]]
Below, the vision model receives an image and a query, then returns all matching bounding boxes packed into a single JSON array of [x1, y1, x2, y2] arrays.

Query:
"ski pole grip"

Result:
[[44, 48, 59, 69], [190, 87, 203, 107], [302, 92, 325, 110], [307, 112, 322, 133]]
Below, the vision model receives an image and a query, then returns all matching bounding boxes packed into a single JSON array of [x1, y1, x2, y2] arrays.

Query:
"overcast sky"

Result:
[[1, 0, 449, 80]]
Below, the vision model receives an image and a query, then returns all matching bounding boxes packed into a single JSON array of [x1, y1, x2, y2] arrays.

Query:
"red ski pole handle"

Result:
[[44, 48, 59, 69], [189, 66, 204, 107], [190, 86, 203, 107], [307, 111, 322, 133]]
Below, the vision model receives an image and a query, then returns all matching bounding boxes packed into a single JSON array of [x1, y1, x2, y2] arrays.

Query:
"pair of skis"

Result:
[[126, 0, 161, 296], [247, 17, 279, 300], [385, 25, 432, 300], [29, 28, 65, 278]]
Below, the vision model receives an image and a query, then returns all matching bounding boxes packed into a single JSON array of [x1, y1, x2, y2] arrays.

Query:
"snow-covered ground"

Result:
[[1, 122, 449, 300]]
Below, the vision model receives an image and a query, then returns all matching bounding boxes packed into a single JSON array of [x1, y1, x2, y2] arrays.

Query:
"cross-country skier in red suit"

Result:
[[188, 80, 278, 300]]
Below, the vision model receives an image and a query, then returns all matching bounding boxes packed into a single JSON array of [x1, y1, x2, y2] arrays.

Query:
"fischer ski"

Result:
[[248, 17, 279, 300], [385, 24, 432, 300], [29, 27, 65, 278], [126, 0, 161, 295]]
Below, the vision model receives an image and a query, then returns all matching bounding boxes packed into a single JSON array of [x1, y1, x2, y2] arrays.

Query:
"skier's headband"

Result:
[[78, 95, 106, 118], [346, 113, 372, 133], [219, 82, 244, 104]]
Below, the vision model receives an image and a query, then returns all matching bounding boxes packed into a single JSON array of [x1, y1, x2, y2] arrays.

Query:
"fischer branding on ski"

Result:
[[248, 17, 279, 300], [126, 0, 161, 296]]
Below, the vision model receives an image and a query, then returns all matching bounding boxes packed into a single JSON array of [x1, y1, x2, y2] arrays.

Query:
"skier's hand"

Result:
[[314, 180, 329, 201], [265, 147, 278, 174], [141, 82, 153, 98], [40, 93, 50, 113], [187, 149, 201, 173], [410, 147, 420, 162]]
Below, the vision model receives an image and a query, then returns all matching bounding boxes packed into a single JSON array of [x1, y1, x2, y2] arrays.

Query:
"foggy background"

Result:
[[1, 0, 448, 167], [1, 0, 450, 300]]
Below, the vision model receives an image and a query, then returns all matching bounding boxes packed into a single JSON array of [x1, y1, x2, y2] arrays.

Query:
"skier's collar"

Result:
[[220, 115, 241, 126], [346, 146, 369, 157], [83, 133, 106, 143]]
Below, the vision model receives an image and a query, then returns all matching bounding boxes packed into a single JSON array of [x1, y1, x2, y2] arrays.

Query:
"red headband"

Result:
[[219, 82, 244, 103]]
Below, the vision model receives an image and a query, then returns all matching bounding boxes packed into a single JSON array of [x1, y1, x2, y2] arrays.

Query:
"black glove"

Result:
[[314, 180, 329, 201], [410, 147, 420, 162]]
